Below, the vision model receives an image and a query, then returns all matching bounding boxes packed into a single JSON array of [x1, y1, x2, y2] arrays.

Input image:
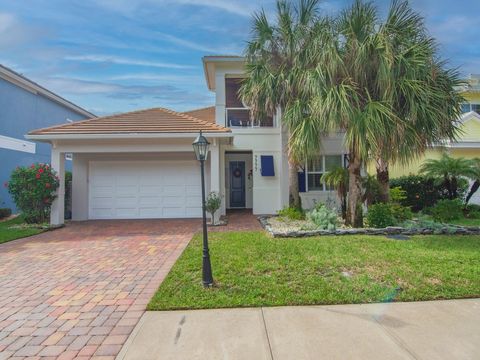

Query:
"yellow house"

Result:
[[384, 75, 480, 178]]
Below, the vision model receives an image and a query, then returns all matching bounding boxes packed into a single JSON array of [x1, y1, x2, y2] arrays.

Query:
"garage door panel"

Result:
[[89, 160, 202, 219]]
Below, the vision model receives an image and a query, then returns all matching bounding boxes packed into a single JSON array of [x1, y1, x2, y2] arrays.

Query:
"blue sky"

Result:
[[0, 0, 479, 116]]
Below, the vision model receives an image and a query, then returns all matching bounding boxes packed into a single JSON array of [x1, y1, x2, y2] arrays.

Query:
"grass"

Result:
[[0, 216, 44, 244], [148, 231, 480, 310]]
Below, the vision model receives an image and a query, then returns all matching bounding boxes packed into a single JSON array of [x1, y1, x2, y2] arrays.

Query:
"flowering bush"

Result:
[[6, 163, 60, 223]]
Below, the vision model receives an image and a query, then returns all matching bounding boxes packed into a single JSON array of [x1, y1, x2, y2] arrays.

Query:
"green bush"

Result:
[[389, 186, 407, 203], [0, 208, 12, 219], [401, 215, 456, 234], [277, 206, 304, 220], [6, 163, 59, 223], [366, 203, 396, 228], [430, 199, 463, 223], [306, 203, 337, 230], [390, 175, 468, 212], [205, 192, 222, 225], [65, 171, 72, 220], [390, 203, 413, 223]]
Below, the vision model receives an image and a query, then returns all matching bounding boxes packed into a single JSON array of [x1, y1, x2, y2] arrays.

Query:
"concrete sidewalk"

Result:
[[118, 299, 479, 360]]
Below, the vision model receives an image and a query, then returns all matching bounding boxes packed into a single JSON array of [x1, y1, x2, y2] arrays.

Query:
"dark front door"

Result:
[[229, 161, 245, 208]]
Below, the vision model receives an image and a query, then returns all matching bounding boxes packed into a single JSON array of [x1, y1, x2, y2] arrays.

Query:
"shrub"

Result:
[[306, 203, 338, 230], [366, 203, 396, 228], [390, 203, 413, 223], [205, 192, 222, 225], [389, 186, 407, 203], [401, 215, 456, 234], [64, 171, 72, 220], [6, 163, 59, 223], [390, 175, 468, 212], [0, 208, 12, 219], [277, 206, 304, 220], [430, 199, 463, 223]]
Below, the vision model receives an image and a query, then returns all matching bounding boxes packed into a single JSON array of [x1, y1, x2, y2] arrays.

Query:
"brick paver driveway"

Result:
[[0, 219, 201, 359]]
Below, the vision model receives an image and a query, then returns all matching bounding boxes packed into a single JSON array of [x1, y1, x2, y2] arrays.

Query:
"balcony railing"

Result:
[[226, 108, 274, 128]]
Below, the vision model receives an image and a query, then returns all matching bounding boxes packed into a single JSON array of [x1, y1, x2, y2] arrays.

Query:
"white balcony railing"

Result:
[[225, 108, 274, 128]]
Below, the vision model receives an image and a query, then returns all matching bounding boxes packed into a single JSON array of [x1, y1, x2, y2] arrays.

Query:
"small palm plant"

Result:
[[321, 167, 348, 220], [465, 158, 480, 206], [420, 154, 475, 199]]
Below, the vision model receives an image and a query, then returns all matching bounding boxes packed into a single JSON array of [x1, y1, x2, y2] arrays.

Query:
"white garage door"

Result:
[[88, 161, 202, 219]]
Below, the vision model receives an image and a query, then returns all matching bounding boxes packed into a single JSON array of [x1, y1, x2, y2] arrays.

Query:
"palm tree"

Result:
[[321, 167, 348, 220], [371, 1, 463, 203], [240, 0, 326, 208], [464, 158, 480, 206], [420, 154, 475, 199]]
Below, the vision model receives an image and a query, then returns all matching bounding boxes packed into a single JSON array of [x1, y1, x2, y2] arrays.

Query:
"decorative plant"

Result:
[[6, 163, 59, 223], [205, 192, 222, 225], [321, 167, 348, 220], [306, 203, 337, 231], [277, 206, 305, 220], [430, 199, 463, 223], [420, 154, 475, 200], [366, 203, 396, 228]]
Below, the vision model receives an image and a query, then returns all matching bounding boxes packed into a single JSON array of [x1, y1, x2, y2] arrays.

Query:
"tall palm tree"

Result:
[[420, 153, 475, 199], [240, 0, 326, 208], [371, 1, 463, 202], [321, 166, 348, 219]]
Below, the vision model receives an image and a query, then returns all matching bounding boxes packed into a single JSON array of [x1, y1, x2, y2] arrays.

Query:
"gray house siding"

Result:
[[0, 77, 87, 211]]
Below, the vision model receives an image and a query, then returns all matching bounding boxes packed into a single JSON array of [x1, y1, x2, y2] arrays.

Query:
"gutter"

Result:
[[25, 132, 234, 142]]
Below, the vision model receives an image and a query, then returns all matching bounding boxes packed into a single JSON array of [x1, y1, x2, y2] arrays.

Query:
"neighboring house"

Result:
[[27, 56, 346, 224], [0, 64, 95, 211]]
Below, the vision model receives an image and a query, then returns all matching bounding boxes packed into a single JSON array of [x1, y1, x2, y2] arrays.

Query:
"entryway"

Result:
[[225, 152, 253, 210]]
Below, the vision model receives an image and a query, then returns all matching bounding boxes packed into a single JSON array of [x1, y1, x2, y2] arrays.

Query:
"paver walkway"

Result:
[[0, 212, 261, 359], [0, 219, 200, 359], [119, 299, 480, 360]]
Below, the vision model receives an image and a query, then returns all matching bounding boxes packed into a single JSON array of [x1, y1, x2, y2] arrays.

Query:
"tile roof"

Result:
[[29, 107, 230, 136], [183, 106, 215, 124]]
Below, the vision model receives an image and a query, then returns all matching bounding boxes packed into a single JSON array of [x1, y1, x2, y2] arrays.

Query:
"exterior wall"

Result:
[[0, 77, 86, 211], [71, 152, 210, 221], [214, 62, 287, 215]]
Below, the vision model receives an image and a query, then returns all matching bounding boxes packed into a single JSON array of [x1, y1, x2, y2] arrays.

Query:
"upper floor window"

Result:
[[461, 103, 480, 113], [225, 77, 274, 128], [306, 155, 344, 192]]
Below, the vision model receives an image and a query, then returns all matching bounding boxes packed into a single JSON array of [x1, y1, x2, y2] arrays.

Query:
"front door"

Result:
[[229, 161, 245, 208]]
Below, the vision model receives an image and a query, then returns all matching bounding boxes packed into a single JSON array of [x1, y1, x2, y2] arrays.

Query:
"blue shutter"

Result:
[[260, 155, 275, 176], [298, 172, 306, 192]]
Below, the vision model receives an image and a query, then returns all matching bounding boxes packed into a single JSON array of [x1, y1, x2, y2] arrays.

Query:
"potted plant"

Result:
[[205, 192, 222, 225]]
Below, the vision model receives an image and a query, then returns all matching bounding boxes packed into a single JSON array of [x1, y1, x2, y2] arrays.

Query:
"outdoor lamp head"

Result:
[[192, 130, 210, 161]]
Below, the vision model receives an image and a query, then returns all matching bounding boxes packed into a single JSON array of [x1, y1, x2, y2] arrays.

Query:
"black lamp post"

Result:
[[192, 131, 214, 287]]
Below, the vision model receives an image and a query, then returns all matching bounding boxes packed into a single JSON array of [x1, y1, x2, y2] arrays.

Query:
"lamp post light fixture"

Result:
[[192, 131, 214, 287]]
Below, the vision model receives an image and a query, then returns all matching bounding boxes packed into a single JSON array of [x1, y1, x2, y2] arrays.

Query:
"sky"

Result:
[[0, 0, 479, 116]]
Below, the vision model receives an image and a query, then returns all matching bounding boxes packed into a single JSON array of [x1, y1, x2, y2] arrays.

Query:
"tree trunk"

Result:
[[465, 180, 480, 205], [346, 153, 363, 227], [288, 159, 301, 209], [376, 157, 390, 203]]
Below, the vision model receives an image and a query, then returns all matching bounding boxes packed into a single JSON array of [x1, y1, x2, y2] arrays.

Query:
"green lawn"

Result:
[[0, 217, 44, 244], [149, 231, 480, 310]]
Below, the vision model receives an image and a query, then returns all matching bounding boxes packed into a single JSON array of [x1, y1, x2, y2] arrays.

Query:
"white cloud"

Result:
[[94, 0, 258, 17], [0, 12, 42, 49], [64, 54, 195, 69]]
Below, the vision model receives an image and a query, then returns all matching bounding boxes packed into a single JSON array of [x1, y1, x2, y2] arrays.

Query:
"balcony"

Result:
[[226, 108, 274, 128]]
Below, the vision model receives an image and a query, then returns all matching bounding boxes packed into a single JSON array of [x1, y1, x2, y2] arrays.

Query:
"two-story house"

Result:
[[27, 56, 346, 224], [0, 64, 95, 211]]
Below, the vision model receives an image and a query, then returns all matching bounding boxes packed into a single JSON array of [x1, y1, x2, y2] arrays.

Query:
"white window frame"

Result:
[[305, 154, 344, 192], [461, 102, 480, 113]]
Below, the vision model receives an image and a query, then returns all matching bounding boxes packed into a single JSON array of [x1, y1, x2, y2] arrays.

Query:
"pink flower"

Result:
[[36, 173, 41, 179], [38, 168, 44, 174], [31, 164, 36, 169], [45, 183, 51, 189], [3, 181, 8, 188]]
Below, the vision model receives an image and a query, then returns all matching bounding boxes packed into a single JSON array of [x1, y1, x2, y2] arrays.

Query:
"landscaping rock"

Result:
[[259, 216, 480, 238]]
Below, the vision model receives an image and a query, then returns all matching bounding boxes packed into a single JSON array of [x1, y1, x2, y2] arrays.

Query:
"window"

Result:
[[461, 103, 480, 113], [306, 155, 343, 192], [224, 77, 274, 127]]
